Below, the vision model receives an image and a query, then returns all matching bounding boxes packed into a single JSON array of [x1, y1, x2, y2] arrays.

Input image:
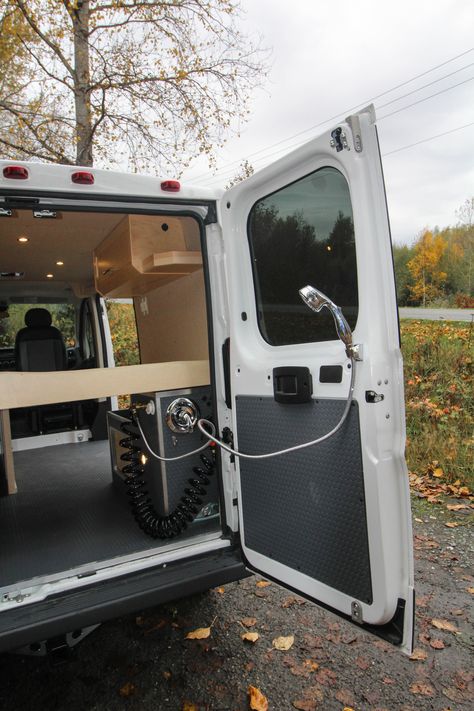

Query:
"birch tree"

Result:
[[0, 1, 266, 171]]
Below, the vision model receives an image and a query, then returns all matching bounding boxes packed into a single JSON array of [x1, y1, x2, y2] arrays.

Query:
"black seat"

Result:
[[15, 308, 67, 372]]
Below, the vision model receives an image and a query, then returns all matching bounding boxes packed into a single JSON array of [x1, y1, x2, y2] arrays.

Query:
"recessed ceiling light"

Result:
[[18, 236, 29, 243], [56, 261, 64, 266], [46, 273, 54, 278]]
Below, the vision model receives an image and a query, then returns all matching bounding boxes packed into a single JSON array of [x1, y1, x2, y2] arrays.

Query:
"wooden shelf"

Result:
[[93, 215, 202, 297], [141, 251, 202, 274]]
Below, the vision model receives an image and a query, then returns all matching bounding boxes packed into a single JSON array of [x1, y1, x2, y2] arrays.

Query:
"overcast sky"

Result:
[[183, 0, 474, 245]]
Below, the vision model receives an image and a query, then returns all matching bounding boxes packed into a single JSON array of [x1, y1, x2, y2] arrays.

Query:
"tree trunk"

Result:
[[72, 2, 93, 166]]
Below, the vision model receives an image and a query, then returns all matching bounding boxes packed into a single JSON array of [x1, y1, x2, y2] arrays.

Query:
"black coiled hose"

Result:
[[119, 416, 215, 539]]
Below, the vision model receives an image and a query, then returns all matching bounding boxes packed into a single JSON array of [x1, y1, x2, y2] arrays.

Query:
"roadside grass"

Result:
[[401, 319, 473, 491]]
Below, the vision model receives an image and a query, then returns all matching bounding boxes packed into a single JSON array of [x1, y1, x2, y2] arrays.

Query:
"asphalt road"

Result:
[[0, 501, 472, 710], [399, 307, 474, 322]]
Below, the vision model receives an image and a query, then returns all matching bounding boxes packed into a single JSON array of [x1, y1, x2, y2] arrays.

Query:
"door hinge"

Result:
[[330, 127, 349, 152], [0, 207, 12, 216], [345, 113, 363, 153], [222, 427, 235, 463], [351, 601, 364, 624]]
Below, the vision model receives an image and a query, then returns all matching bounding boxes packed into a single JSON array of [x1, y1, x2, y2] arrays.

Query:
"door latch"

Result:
[[365, 390, 384, 404]]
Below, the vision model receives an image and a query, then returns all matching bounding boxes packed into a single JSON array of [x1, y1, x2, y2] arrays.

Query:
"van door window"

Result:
[[248, 167, 358, 346]]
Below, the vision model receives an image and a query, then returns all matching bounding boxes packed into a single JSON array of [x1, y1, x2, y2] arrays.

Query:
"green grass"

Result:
[[401, 319, 473, 490]]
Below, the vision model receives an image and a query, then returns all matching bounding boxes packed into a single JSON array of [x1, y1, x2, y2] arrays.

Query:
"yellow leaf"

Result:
[[410, 648, 428, 661], [433, 467, 444, 478], [446, 503, 468, 511], [215, 586, 225, 594], [256, 580, 271, 588], [248, 685, 269, 711], [183, 703, 199, 711], [431, 618, 459, 634], [186, 626, 211, 640], [241, 631, 259, 643], [272, 634, 295, 651], [445, 522, 460, 528], [119, 682, 136, 697], [467, 587, 474, 594]]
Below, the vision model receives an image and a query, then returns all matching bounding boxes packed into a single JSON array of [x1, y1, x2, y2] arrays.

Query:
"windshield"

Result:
[[0, 304, 76, 349]]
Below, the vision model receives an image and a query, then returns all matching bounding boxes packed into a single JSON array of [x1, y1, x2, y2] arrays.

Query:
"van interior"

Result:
[[0, 206, 224, 597]]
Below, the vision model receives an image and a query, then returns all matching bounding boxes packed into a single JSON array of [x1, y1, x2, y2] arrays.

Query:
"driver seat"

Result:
[[15, 308, 67, 372]]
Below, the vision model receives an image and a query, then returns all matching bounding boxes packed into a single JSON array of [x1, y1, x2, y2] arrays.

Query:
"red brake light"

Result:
[[3, 165, 29, 180], [161, 180, 180, 192], [71, 171, 94, 185]]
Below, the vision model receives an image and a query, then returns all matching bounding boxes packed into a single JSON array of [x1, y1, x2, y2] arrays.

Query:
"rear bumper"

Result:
[[0, 545, 248, 653]]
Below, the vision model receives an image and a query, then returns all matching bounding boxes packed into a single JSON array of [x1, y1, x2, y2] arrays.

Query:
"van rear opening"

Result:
[[0, 203, 225, 603]]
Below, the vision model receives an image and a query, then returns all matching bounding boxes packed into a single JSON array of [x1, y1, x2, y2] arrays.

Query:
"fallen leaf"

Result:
[[303, 659, 319, 672], [383, 677, 395, 684], [343, 708, 355, 711], [182, 703, 199, 711], [416, 594, 431, 607], [186, 626, 211, 640], [241, 617, 257, 627], [248, 685, 268, 711], [302, 634, 324, 649], [256, 580, 271, 588], [430, 639, 445, 649], [414, 517, 423, 523], [282, 596, 306, 608], [241, 631, 259, 643], [162, 670, 172, 680], [272, 634, 294, 651], [315, 667, 337, 685], [442, 686, 465, 703], [215, 586, 225, 594], [467, 587, 474, 594], [433, 467, 444, 477], [335, 689, 355, 705], [446, 503, 469, 511], [431, 619, 459, 634], [245, 661, 255, 672], [410, 681, 435, 697], [410, 648, 428, 661], [291, 699, 317, 711], [445, 521, 460, 528], [119, 682, 136, 697], [292, 701, 316, 711], [355, 656, 370, 670]]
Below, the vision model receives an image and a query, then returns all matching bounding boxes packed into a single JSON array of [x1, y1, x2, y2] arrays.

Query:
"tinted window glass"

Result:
[[248, 167, 358, 345]]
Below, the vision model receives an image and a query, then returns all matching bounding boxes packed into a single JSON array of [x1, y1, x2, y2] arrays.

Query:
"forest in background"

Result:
[[392, 197, 473, 307]]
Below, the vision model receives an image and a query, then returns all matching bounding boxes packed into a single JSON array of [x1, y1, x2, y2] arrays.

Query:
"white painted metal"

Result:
[[12, 429, 92, 452], [0, 532, 230, 611], [218, 106, 414, 652]]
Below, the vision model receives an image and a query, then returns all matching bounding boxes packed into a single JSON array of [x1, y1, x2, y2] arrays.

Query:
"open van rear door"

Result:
[[219, 106, 414, 652]]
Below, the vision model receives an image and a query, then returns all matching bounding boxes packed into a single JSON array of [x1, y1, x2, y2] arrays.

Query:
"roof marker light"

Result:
[[3, 165, 29, 180], [71, 171, 94, 185], [18, 236, 29, 243], [161, 180, 181, 192], [46, 273, 54, 278]]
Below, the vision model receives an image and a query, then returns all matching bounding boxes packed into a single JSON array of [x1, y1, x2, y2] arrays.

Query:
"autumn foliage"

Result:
[[402, 319, 473, 492]]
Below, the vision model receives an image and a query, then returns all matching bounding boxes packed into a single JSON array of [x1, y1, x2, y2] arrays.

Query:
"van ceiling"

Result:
[[0, 210, 125, 290]]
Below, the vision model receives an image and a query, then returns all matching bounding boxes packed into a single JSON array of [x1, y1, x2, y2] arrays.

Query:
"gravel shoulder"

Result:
[[0, 496, 472, 711]]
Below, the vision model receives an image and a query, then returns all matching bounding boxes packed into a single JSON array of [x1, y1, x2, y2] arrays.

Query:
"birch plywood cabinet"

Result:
[[94, 215, 202, 297]]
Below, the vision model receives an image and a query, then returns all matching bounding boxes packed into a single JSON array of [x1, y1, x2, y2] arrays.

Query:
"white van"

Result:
[[0, 105, 414, 656]]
